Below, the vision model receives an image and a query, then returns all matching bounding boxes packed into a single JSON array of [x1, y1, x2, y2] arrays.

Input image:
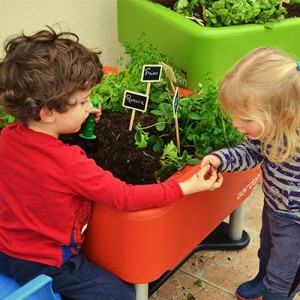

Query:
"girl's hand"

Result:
[[200, 154, 221, 171], [89, 104, 102, 123], [179, 165, 223, 195]]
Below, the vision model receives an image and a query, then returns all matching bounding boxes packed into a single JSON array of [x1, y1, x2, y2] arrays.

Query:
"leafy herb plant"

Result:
[[178, 80, 243, 157], [156, 141, 201, 179], [91, 36, 243, 178], [202, 0, 286, 27], [151, 0, 288, 27], [91, 34, 174, 113]]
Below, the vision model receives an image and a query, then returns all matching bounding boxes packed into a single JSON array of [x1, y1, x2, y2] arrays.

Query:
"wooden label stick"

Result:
[[146, 82, 151, 96], [172, 87, 181, 153], [174, 116, 181, 153], [129, 109, 136, 131]]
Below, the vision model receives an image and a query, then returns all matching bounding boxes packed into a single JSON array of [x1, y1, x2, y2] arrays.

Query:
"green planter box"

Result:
[[117, 0, 300, 89]]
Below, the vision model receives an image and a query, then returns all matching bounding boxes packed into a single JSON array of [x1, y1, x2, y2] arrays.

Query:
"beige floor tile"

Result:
[[180, 227, 261, 293], [243, 185, 264, 232], [149, 270, 236, 300]]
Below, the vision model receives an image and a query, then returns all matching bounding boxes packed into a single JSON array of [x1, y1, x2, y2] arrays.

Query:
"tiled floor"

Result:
[[150, 184, 300, 300]]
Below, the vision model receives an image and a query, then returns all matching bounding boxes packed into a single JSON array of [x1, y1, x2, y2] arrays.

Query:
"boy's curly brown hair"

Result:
[[0, 26, 103, 126]]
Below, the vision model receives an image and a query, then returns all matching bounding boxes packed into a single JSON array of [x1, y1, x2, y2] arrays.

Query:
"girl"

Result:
[[201, 47, 300, 300]]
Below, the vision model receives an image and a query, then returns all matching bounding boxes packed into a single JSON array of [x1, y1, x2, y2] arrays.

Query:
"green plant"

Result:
[[178, 80, 243, 157], [186, 292, 195, 300], [194, 279, 202, 286], [156, 141, 200, 179], [154, 0, 288, 27], [91, 34, 176, 113], [174, 0, 202, 17], [202, 0, 286, 27], [134, 80, 244, 158], [92, 36, 243, 178], [0, 104, 15, 129], [134, 122, 166, 152]]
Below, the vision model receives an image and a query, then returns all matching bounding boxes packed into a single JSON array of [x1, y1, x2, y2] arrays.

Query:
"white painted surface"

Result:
[[0, 0, 124, 67]]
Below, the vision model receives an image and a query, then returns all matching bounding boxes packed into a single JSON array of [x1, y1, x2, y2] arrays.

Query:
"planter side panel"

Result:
[[82, 165, 261, 283], [117, 0, 300, 89]]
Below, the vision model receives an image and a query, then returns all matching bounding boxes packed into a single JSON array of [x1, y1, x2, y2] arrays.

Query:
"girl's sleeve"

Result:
[[212, 138, 263, 173], [66, 146, 184, 211]]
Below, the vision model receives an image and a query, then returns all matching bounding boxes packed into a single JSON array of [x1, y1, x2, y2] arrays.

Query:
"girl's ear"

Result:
[[39, 107, 56, 123]]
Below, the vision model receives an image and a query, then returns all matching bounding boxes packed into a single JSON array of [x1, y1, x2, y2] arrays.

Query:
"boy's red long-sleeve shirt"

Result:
[[0, 123, 183, 267]]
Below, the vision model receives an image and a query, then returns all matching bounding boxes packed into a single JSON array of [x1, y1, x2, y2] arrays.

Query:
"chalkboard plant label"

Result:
[[122, 90, 149, 113], [141, 64, 162, 82]]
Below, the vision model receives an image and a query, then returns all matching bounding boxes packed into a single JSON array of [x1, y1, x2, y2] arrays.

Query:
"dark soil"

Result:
[[60, 112, 166, 185], [285, 4, 300, 18]]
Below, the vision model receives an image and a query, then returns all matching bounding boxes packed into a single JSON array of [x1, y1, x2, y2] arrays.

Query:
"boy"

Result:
[[0, 27, 223, 300]]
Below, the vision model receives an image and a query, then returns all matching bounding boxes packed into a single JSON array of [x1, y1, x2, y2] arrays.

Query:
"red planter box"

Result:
[[82, 164, 261, 283]]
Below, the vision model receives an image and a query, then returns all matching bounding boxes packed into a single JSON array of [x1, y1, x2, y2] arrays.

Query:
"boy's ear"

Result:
[[39, 107, 56, 123]]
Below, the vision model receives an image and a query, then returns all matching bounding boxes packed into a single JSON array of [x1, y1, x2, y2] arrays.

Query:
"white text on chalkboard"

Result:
[[122, 90, 149, 112], [141, 64, 162, 82]]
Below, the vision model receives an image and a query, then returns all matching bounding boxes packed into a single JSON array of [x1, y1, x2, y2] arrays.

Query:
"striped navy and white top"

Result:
[[213, 138, 300, 223]]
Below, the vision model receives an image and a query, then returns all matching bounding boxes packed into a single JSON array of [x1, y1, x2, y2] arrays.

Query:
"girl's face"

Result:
[[54, 89, 93, 135], [231, 115, 263, 140]]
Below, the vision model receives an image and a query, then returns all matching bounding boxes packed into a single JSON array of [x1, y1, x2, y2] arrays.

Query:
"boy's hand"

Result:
[[179, 165, 223, 195], [89, 104, 102, 123], [196, 165, 223, 191]]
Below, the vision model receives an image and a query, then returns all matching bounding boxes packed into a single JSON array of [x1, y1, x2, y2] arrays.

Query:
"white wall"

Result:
[[0, 0, 124, 67]]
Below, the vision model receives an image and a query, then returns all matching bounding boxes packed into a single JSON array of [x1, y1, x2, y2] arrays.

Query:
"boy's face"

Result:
[[54, 89, 93, 135]]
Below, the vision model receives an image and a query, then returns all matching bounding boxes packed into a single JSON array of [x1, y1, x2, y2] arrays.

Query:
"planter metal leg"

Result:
[[135, 283, 149, 300], [228, 201, 246, 240]]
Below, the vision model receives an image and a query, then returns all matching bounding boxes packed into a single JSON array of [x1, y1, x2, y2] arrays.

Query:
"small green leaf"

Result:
[[156, 122, 166, 131], [194, 279, 202, 286], [153, 140, 164, 153], [186, 293, 195, 300], [187, 159, 201, 165], [189, 112, 202, 120], [151, 109, 165, 116]]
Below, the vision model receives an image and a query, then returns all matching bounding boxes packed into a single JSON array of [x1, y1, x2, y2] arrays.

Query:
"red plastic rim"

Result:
[[236, 292, 263, 300]]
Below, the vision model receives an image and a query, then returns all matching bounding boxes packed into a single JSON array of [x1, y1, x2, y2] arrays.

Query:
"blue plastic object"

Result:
[[0, 273, 61, 300]]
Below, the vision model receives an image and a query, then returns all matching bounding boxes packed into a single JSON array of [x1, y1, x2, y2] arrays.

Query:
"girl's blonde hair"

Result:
[[219, 47, 300, 163]]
